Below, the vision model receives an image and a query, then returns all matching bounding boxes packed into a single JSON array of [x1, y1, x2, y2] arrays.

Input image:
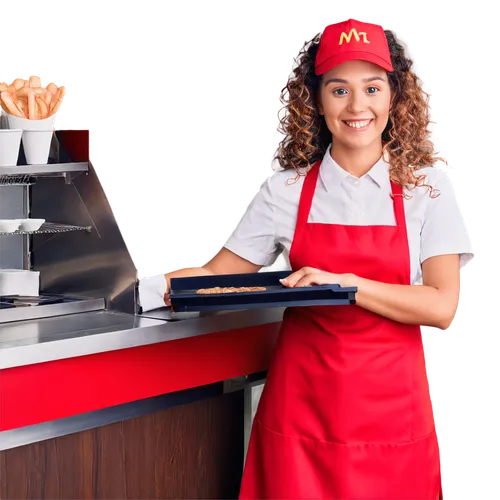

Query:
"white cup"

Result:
[[7, 112, 56, 131], [0, 129, 22, 166], [22, 130, 53, 165]]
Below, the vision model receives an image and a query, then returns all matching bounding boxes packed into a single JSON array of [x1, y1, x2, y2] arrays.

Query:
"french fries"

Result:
[[0, 92, 24, 118], [0, 76, 65, 119]]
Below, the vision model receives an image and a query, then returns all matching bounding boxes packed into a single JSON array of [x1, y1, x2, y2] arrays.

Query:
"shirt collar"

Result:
[[319, 143, 390, 192]]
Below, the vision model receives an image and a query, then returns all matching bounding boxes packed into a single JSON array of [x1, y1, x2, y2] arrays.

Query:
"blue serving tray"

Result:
[[170, 270, 357, 312]]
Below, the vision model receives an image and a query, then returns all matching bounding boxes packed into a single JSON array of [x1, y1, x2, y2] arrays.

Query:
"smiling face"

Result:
[[316, 60, 392, 152]]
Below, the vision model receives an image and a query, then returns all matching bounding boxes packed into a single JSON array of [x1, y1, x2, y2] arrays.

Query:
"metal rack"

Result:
[[0, 175, 35, 186], [0, 222, 92, 236], [0, 158, 91, 273]]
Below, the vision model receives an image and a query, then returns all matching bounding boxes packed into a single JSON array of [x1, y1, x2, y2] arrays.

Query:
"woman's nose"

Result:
[[346, 91, 366, 114]]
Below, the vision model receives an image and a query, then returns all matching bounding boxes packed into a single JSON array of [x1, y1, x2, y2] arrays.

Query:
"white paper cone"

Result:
[[22, 130, 53, 165]]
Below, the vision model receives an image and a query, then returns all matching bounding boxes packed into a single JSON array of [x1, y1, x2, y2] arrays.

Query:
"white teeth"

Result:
[[346, 120, 370, 128]]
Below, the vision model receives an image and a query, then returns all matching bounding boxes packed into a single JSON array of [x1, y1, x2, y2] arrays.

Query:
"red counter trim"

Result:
[[0, 322, 281, 431]]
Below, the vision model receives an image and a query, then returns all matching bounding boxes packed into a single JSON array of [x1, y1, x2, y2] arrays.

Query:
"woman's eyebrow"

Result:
[[324, 78, 348, 85], [363, 76, 386, 83], [324, 76, 387, 86]]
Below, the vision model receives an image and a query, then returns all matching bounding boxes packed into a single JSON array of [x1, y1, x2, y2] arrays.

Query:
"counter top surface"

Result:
[[0, 307, 285, 369]]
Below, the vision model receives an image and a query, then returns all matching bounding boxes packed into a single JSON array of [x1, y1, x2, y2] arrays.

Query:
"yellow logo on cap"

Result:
[[339, 29, 370, 45]]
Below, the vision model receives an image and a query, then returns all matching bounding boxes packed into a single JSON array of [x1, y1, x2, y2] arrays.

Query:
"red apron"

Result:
[[239, 160, 443, 499]]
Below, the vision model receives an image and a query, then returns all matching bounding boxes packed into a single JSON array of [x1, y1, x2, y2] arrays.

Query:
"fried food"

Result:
[[196, 286, 267, 295], [0, 92, 24, 118], [0, 73, 68, 120]]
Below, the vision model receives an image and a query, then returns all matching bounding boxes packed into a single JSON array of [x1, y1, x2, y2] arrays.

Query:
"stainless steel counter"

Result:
[[0, 307, 284, 369]]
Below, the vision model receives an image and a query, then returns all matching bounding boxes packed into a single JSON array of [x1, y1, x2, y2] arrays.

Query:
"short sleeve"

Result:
[[224, 177, 281, 266], [420, 172, 474, 269]]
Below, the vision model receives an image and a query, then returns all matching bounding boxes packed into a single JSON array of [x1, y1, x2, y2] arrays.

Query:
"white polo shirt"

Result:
[[224, 144, 473, 285]]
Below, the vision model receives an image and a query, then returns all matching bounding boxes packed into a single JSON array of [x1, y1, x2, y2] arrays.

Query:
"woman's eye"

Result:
[[333, 88, 348, 95], [367, 87, 379, 94]]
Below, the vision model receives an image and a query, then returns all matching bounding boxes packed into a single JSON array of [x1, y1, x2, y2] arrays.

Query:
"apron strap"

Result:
[[390, 181, 406, 228], [294, 160, 321, 237]]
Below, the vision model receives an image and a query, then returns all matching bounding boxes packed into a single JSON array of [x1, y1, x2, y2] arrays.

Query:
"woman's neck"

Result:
[[330, 141, 384, 178]]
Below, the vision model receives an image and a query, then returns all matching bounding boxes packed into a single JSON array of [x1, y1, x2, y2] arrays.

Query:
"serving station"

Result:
[[0, 130, 282, 499]]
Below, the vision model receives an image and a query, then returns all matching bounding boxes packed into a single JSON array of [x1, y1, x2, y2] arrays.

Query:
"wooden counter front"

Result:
[[1, 391, 244, 499]]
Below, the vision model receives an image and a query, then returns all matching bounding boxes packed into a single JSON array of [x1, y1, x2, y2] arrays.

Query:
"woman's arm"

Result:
[[280, 254, 461, 330], [162, 248, 262, 305]]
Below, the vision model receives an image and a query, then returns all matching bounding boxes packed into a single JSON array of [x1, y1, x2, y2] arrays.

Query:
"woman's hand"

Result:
[[280, 267, 352, 288], [163, 276, 172, 306]]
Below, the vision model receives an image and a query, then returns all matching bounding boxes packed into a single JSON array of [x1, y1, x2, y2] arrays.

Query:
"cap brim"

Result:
[[315, 51, 393, 75]]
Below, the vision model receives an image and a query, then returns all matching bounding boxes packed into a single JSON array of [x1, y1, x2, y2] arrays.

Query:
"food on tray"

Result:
[[0, 76, 66, 119], [196, 286, 267, 295]]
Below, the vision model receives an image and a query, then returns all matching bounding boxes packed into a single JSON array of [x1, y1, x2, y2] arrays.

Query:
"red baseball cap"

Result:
[[315, 19, 393, 75]]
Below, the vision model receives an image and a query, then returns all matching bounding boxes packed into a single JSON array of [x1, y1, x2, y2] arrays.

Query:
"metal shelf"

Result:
[[0, 162, 89, 180], [0, 222, 92, 236], [0, 297, 105, 324]]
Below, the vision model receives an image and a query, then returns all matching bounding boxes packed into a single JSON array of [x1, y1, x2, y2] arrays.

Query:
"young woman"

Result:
[[140, 18, 473, 499]]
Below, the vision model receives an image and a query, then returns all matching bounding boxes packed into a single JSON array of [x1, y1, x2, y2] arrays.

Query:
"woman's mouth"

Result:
[[342, 119, 373, 131]]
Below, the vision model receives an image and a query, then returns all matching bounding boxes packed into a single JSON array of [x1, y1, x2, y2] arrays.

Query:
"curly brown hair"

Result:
[[273, 30, 445, 198]]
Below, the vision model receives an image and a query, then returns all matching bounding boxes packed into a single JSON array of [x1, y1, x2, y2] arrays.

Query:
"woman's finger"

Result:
[[164, 276, 171, 305], [294, 273, 323, 287], [280, 267, 315, 287], [295, 272, 340, 288], [279, 271, 302, 287], [294, 276, 312, 287]]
